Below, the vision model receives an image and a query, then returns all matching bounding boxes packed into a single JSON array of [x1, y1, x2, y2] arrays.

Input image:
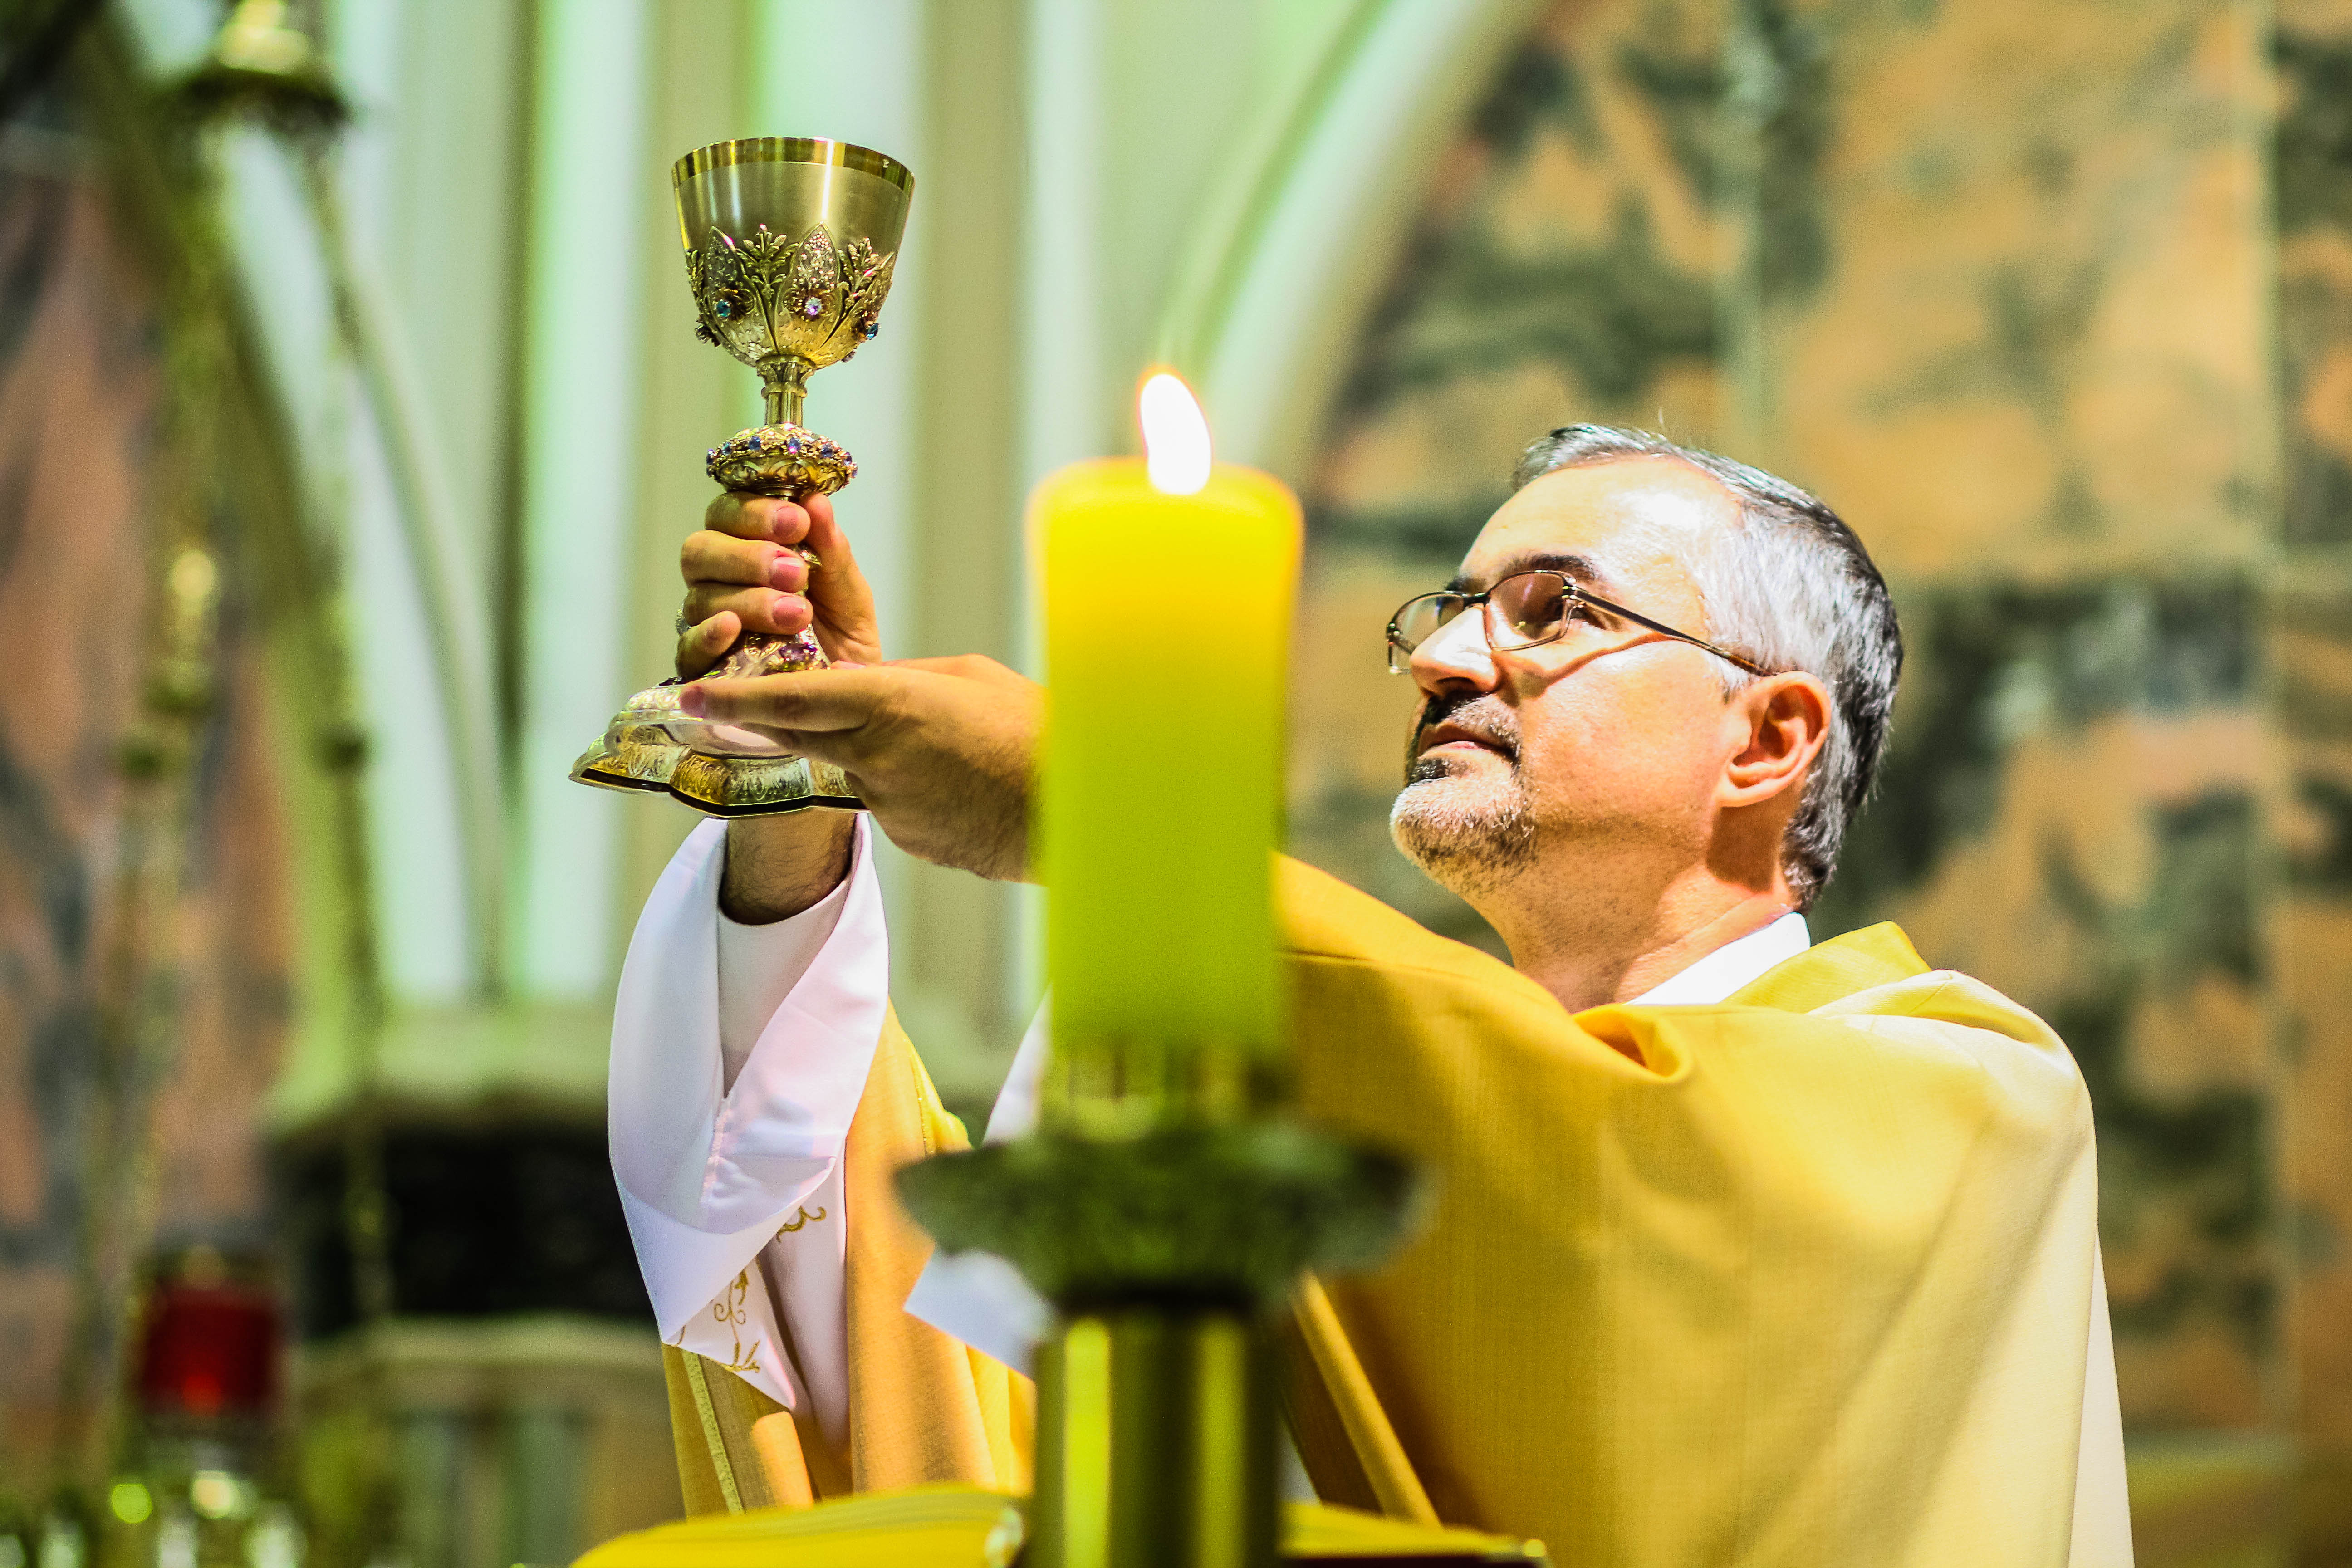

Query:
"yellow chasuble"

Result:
[[1270, 858, 2114, 1565], [662, 860, 2113, 1567]]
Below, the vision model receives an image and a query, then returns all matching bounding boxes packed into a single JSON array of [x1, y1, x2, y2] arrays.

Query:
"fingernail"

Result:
[[769, 553, 804, 590], [677, 685, 707, 716]]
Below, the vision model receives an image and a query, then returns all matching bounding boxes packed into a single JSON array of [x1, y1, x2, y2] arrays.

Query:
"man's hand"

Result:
[[675, 488, 882, 678], [675, 487, 881, 922], [681, 657, 1041, 882]]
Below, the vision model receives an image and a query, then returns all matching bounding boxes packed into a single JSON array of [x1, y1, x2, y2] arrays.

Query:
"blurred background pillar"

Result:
[[512, 0, 647, 1008]]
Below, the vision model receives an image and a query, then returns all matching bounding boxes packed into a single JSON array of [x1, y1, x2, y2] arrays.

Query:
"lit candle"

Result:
[[1034, 373, 1302, 1126]]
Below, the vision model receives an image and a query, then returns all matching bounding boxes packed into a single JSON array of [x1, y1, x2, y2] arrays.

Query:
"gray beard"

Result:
[[1388, 753, 1539, 893]]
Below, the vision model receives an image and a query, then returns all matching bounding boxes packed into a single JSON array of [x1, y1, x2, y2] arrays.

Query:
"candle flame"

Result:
[[1139, 372, 1212, 495]]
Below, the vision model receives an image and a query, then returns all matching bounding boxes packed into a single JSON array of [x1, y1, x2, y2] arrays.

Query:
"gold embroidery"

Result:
[[711, 1269, 763, 1372], [777, 1205, 828, 1234]]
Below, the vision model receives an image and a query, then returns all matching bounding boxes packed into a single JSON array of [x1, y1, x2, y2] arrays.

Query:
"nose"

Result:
[[1409, 604, 1500, 697]]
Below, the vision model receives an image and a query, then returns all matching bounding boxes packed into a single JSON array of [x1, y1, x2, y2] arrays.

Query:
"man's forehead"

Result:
[[1455, 456, 1735, 592]]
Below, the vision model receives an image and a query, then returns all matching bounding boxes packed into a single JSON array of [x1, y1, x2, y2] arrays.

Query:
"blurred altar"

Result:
[[0, 0, 2344, 1563]]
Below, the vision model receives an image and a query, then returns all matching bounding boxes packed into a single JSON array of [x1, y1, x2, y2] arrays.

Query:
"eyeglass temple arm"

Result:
[[1572, 589, 1774, 677]]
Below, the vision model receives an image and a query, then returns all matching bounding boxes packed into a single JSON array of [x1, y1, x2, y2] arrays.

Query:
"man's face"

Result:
[[1390, 457, 1752, 901]]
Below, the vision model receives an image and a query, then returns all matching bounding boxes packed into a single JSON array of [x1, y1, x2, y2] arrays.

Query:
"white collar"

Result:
[[1627, 911, 1812, 1005]]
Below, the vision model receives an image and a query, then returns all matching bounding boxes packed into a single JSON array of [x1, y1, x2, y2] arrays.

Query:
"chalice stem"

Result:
[[763, 357, 813, 427]]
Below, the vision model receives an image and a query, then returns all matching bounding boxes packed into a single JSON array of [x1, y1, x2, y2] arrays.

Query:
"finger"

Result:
[[702, 491, 812, 544], [760, 495, 813, 546], [882, 654, 1028, 687], [701, 492, 771, 540], [751, 728, 863, 768], [675, 611, 740, 679], [802, 490, 854, 575], [883, 655, 985, 674], [681, 666, 910, 733], [802, 488, 838, 544], [683, 585, 813, 637], [681, 530, 807, 593], [797, 489, 877, 620]]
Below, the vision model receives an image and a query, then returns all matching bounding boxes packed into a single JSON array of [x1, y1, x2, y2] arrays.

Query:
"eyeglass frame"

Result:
[[1385, 569, 1777, 678]]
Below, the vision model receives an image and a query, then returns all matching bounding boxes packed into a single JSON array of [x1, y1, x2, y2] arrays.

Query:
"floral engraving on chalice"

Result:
[[686, 222, 896, 370]]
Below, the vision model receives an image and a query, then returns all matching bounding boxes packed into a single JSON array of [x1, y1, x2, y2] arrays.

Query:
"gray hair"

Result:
[[1512, 425, 1902, 909]]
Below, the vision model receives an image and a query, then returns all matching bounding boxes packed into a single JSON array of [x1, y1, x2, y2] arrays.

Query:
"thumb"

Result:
[[804, 492, 877, 620]]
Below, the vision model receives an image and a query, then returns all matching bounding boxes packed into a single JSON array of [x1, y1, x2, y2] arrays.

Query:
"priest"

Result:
[[608, 426, 2132, 1565]]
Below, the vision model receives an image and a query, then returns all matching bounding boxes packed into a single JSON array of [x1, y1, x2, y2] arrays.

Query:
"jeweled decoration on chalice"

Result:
[[572, 137, 913, 815]]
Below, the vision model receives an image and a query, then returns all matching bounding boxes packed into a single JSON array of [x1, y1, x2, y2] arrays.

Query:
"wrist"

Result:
[[720, 811, 858, 923]]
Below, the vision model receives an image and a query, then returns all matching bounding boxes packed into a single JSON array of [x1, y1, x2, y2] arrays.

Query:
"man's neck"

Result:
[[1487, 868, 1795, 1014]]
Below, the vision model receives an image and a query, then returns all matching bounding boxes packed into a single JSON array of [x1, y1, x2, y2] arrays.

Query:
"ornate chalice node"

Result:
[[571, 138, 912, 817]]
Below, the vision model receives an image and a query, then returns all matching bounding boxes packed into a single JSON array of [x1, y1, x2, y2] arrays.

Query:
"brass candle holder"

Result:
[[572, 137, 913, 816], [901, 1051, 1417, 1568]]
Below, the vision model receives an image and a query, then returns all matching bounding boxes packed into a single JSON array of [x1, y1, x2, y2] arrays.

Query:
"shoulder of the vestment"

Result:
[[1276, 862, 2065, 1046], [1273, 860, 1947, 1019], [1274, 854, 1552, 1001]]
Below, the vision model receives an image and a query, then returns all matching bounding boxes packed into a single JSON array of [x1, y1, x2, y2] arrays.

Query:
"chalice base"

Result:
[[569, 632, 863, 817], [571, 731, 862, 817]]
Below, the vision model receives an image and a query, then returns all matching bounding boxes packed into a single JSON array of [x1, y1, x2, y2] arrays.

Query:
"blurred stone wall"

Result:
[[2277, 0, 2352, 1554], [0, 115, 675, 1552], [1298, 0, 2343, 1557], [0, 150, 294, 1490]]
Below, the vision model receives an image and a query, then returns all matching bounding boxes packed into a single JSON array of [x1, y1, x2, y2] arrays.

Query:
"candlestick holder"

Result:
[[899, 1061, 1420, 1568], [571, 138, 912, 815]]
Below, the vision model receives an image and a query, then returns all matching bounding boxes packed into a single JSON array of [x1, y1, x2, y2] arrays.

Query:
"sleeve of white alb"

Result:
[[717, 858, 853, 1092], [606, 816, 889, 1408]]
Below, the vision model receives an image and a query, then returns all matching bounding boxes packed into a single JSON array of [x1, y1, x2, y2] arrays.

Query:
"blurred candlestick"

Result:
[[1034, 373, 1302, 1129]]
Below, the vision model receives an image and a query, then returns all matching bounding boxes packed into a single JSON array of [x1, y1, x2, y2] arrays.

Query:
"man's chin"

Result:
[[1387, 772, 1538, 889]]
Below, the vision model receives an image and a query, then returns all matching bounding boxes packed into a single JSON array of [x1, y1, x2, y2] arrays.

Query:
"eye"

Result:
[[1492, 574, 1575, 645]]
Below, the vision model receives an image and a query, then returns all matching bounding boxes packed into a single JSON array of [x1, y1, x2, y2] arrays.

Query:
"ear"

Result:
[[1720, 673, 1833, 809]]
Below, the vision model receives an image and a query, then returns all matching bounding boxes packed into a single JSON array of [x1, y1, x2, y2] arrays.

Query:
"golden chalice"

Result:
[[572, 137, 913, 815]]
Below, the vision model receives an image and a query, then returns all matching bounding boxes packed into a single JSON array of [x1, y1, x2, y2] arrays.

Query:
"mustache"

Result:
[[1407, 691, 1520, 781]]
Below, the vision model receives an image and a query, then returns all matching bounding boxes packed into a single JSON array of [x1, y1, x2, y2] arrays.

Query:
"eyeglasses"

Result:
[[1385, 570, 1775, 677]]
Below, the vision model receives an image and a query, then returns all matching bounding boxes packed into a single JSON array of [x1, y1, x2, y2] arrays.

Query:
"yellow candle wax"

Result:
[[1034, 378, 1302, 1118]]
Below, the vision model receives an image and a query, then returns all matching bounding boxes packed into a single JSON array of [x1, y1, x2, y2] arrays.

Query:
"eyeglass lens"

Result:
[[1389, 574, 1576, 670], [1490, 573, 1571, 649], [1389, 593, 1467, 659]]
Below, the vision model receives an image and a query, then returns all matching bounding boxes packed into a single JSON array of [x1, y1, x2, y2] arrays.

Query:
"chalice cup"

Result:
[[571, 137, 913, 815]]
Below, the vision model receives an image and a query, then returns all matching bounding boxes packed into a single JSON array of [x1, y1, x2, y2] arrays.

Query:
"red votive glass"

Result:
[[135, 1270, 280, 1419]]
